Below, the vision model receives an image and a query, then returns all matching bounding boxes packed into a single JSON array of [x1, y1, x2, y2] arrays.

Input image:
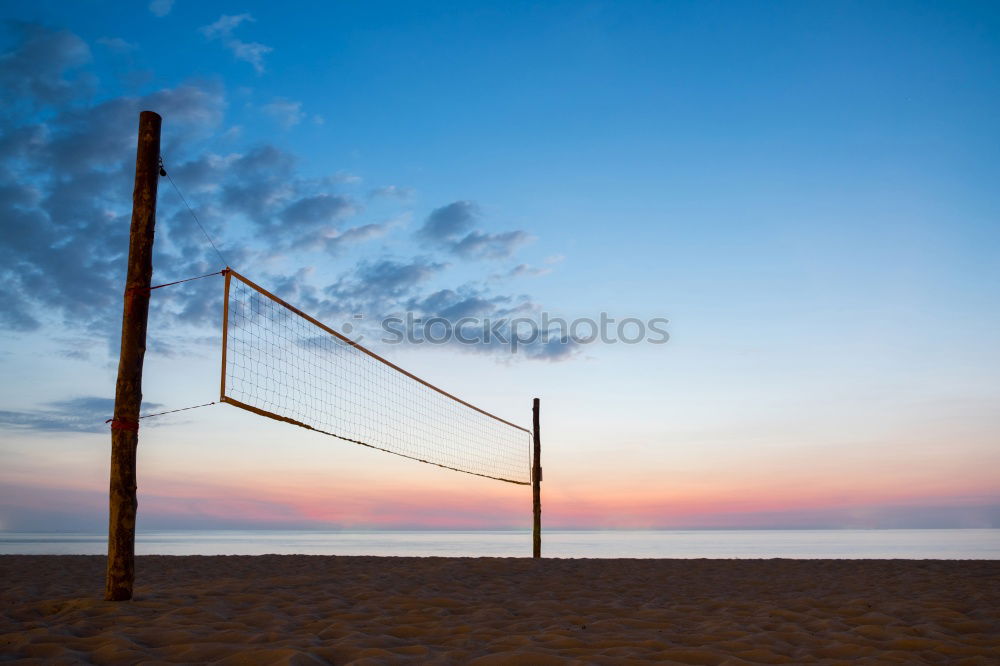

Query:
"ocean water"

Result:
[[0, 529, 997, 559]]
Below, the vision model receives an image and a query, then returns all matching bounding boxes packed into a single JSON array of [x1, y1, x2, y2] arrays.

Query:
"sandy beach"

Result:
[[1, 556, 998, 664]]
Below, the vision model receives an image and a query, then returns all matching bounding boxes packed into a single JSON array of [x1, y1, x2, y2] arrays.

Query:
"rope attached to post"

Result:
[[124, 270, 225, 296], [105, 401, 217, 430], [148, 271, 225, 291], [138, 402, 217, 420], [121, 270, 225, 315], [159, 156, 230, 268]]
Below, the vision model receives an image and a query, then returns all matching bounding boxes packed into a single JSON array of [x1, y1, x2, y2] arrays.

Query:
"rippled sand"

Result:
[[1, 555, 998, 664]]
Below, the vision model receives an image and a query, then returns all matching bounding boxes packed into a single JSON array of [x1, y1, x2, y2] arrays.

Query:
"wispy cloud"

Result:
[[419, 200, 477, 241], [452, 229, 529, 259], [148, 0, 174, 17], [96, 37, 136, 53], [493, 263, 552, 280], [326, 257, 448, 312], [262, 97, 304, 128], [200, 14, 272, 73], [418, 201, 531, 259], [368, 185, 414, 201], [331, 171, 362, 185]]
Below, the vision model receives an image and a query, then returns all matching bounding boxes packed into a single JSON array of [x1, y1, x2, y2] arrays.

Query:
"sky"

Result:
[[1, 0, 998, 532]]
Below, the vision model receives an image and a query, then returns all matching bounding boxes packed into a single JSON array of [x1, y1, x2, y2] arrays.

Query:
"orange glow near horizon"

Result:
[[7, 462, 993, 531], [1, 412, 997, 532], [1, 468, 996, 531]]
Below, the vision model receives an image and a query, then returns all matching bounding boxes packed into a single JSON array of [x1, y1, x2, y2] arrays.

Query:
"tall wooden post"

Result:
[[532, 397, 541, 558], [106, 110, 161, 601]]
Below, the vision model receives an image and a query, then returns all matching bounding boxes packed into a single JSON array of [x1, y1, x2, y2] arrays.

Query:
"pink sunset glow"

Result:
[[2, 441, 996, 531]]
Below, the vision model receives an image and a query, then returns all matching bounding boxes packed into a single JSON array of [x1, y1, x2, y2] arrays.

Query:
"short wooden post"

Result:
[[532, 397, 541, 558], [106, 110, 161, 601]]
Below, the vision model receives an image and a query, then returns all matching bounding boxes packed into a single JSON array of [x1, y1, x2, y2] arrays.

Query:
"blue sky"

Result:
[[0, 1, 998, 531]]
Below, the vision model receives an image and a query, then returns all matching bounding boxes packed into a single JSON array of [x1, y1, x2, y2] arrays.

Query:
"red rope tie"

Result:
[[105, 419, 139, 432]]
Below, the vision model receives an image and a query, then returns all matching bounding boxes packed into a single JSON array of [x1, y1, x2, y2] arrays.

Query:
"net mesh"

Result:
[[221, 271, 532, 484]]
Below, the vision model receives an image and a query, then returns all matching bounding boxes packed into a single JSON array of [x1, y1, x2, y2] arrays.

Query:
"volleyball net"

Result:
[[219, 269, 532, 485]]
